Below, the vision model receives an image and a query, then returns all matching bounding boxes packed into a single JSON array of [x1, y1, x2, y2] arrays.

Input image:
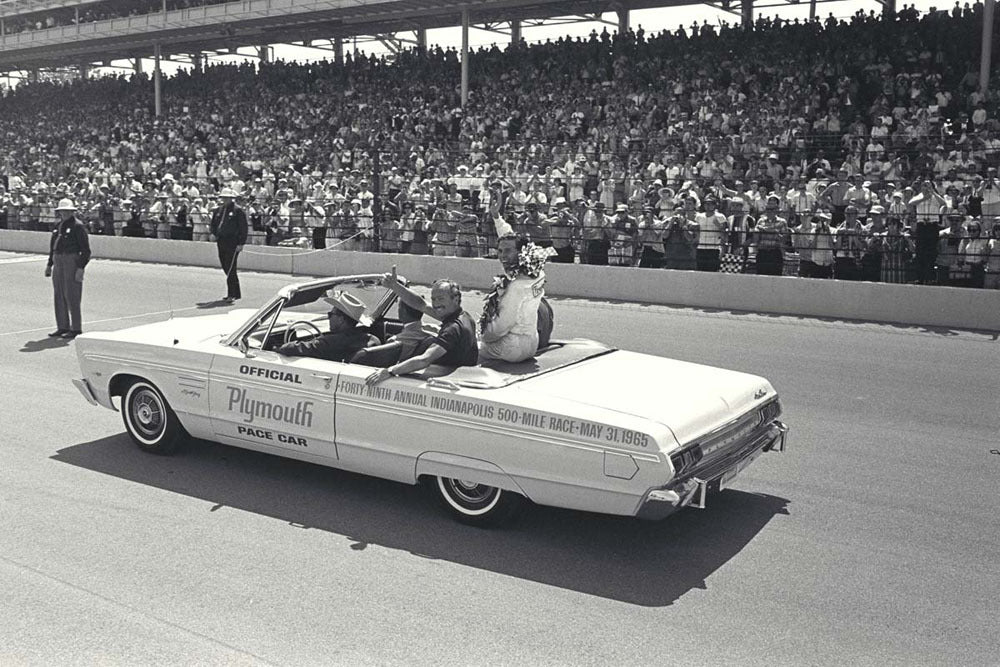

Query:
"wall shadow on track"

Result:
[[52, 434, 790, 607]]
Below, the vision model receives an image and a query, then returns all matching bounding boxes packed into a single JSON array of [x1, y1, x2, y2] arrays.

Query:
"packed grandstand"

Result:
[[1, 3, 999, 287]]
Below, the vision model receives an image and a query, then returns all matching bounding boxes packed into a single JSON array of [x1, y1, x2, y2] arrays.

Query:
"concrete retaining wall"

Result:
[[3, 229, 997, 332]]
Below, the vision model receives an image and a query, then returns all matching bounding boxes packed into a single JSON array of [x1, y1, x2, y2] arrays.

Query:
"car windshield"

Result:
[[244, 278, 393, 350]]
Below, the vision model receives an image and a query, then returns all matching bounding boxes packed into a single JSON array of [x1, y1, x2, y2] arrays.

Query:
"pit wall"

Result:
[[3, 229, 996, 332]]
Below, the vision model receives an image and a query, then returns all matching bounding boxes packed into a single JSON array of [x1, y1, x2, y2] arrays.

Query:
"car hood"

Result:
[[83, 309, 256, 347], [518, 350, 777, 446]]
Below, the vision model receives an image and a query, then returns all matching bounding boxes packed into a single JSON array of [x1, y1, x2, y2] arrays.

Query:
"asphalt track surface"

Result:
[[0, 249, 997, 667]]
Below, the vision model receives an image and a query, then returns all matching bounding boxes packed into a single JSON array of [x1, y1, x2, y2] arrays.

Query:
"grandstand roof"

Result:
[[0, 0, 707, 70]]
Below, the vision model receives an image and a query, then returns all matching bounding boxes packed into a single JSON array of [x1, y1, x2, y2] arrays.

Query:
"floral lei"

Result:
[[480, 242, 556, 333]]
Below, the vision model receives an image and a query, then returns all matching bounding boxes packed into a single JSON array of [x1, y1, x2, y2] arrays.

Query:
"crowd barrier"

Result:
[[2, 229, 997, 332]]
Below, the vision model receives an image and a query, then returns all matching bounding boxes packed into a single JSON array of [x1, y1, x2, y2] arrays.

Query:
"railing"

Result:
[[5, 204, 997, 289]]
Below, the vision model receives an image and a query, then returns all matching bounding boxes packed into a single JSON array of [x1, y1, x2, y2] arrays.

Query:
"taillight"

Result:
[[670, 446, 704, 476]]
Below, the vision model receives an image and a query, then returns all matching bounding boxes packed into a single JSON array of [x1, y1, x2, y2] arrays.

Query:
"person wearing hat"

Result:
[[937, 211, 967, 286], [637, 205, 666, 268], [546, 196, 578, 263], [662, 196, 699, 271], [832, 205, 863, 281], [209, 187, 248, 303], [580, 199, 611, 265], [754, 194, 789, 276], [907, 180, 947, 284], [860, 205, 888, 282], [794, 211, 835, 279], [608, 203, 638, 267], [190, 197, 209, 241], [695, 196, 727, 272], [958, 219, 988, 288], [276, 291, 373, 362], [44, 198, 91, 339], [984, 217, 1000, 289]]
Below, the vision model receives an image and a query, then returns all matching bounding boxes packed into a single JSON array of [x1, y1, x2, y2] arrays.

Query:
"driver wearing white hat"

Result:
[[44, 198, 90, 338], [277, 290, 373, 362]]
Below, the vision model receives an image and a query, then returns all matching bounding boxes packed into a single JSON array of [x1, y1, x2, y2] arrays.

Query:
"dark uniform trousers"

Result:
[[217, 243, 242, 300], [52, 253, 83, 332]]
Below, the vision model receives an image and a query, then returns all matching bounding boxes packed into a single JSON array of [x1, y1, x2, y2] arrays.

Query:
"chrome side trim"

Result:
[[336, 396, 663, 463]]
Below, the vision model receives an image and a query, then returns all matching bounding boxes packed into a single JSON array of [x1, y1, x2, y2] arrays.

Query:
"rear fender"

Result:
[[415, 452, 528, 497]]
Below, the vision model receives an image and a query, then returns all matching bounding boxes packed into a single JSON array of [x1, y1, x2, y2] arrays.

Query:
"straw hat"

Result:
[[323, 290, 372, 327], [54, 198, 77, 212]]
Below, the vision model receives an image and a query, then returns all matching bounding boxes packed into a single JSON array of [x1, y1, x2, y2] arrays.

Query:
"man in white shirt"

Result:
[[694, 196, 727, 272]]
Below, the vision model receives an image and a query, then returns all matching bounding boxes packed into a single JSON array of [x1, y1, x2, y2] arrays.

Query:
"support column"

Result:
[[980, 0, 995, 93], [28, 69, 38, 83], [257, 45, 269, 62], [192, 53, 202, 72], [882, 0, 896, 17], [153, 43, 162, 117], [461, 8, 469, 107], [415, 28, 426, 52], [617, 8, 629, 34], [334, 37, 344, 65], [1, 19, 5, 37], [79, 64, 88, 79], [741, 0, 753, 30], [510, 19, 521, 47], [134, 57, 143, 75], [809, 0, 817, 21]]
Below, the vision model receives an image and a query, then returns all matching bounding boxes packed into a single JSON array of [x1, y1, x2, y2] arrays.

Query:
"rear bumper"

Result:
[[72, 378, 99, 406], [637, 420, 788, 520]]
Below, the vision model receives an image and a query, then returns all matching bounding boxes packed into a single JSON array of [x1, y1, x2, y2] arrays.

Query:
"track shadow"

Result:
[[20, 336, 72, 353], [195, 300, 233, 309], [52, 434, 790, 607]]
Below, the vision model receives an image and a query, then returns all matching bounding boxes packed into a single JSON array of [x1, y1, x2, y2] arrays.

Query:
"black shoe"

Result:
[[61, 330, 82, 339], [222, 296, 236, 304], [48, 330, 68, 338]]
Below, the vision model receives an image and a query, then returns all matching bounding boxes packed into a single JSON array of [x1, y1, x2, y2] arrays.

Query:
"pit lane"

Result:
[[1, 251, 996, 665]]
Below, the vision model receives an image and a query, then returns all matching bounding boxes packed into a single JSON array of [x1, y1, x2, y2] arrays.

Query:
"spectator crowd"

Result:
[[2, 3, 1000, 287]]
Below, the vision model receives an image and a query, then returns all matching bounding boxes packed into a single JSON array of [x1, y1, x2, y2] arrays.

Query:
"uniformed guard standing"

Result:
[[209, 187, 248, 303], [44, 198, 91, 339]]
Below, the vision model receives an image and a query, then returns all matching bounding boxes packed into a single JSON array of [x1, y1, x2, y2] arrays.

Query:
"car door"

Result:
[[331, 364, 436, 484], [208, 345, 340, 461]]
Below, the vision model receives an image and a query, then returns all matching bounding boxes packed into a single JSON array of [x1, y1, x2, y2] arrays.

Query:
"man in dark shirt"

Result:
[[277, 291, 372, 362], [44, 198, 91, 338], [366, 273, 478, 385], [209, 188, 248, 303]]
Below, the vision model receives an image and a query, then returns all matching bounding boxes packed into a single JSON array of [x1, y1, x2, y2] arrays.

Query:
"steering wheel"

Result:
[[283, 320, 323, 345]]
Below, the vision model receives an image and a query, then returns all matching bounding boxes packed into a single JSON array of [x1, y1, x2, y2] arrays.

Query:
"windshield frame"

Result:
[[222, 273, 403, 350]]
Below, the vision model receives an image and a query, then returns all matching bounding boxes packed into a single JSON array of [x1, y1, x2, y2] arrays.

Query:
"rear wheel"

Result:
[[432, 477, 524, 527], [121, 380, 184, 455]]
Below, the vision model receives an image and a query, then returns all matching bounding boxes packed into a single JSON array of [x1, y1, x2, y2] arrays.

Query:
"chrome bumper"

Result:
[[72, 378, 99, 407], [637, 420, 788, 520]]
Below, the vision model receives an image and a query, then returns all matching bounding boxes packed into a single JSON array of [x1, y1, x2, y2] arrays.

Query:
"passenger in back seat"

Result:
[[479, 234, 553, 363]]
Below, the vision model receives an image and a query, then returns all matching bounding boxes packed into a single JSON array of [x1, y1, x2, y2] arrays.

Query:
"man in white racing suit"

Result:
[[479, 234, 550, 363]]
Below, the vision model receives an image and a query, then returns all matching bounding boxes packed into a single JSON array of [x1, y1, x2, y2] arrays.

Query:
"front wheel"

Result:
[[121, 380, 185, 455], [432, 477, 524, 527]]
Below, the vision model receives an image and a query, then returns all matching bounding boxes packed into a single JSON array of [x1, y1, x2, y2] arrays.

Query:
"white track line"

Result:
[[0, 305, 209, 337], [0, 255, 46, 264]]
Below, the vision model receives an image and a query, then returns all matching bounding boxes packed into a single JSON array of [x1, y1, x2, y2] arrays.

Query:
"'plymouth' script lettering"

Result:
[[226, 386, 314, 427]]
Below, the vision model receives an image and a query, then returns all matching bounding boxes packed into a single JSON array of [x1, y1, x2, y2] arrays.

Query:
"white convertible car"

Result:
[[72, 273, 787, 526]]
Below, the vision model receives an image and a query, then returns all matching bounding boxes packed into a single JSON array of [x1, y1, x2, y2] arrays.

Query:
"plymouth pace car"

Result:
[[72, 273, 787, 526]]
